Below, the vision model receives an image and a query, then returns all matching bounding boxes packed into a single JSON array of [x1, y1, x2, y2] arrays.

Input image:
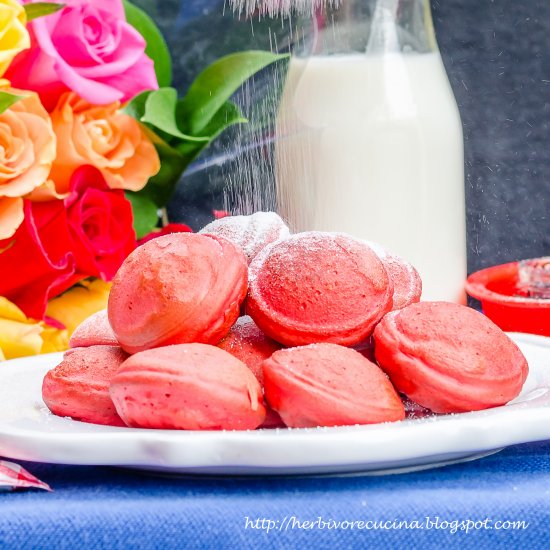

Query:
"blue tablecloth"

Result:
[[1, 441, 549, 549]]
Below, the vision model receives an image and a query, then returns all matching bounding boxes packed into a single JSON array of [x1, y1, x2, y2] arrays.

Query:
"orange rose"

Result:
[[0, 86, 56, 239], [0, 196, 23, 240], [49, 92, 160, 193]]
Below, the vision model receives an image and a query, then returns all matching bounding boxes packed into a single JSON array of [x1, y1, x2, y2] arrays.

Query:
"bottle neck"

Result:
[[301, 0, 437, 56]]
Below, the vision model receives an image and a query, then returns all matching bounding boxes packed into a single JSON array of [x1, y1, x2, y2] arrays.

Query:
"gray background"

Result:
[[135, 0, 550, 273]]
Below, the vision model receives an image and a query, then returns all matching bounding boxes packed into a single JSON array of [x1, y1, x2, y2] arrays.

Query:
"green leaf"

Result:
[[123, 0, 172, 88], [125, 51, 287, 208], [121, 90, 151, 121], [178, 51, 289, 136], [123, 89, 209, 143], [0, 91, 25, 115], [24, 2, 65, 21], [125, 192, 159, 239], [200, 101, 248, 140], [140, 88, 209, 142], [135, 130, 189, 206], [130, 101, 247, 207], [174, 101, 247, 163]]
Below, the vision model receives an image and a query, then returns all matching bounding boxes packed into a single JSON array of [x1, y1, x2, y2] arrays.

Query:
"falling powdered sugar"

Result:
[[226, 0, 341, 18]]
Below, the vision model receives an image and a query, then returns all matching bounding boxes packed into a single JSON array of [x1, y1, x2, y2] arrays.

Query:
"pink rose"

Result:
[[6, 0, 158, 110]]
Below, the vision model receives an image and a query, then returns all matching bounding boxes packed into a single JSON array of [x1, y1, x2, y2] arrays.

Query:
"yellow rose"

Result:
[[0, 279, 111, 361], [0, 0, 30, 77], [40, 323, 69, 354], [0, 296, 69, 359], [0, 296, 43, 359], [46, 278, 111, 337]]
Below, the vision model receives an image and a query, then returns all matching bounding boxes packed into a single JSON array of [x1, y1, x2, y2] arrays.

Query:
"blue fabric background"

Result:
[[1, 441, 549, 549]]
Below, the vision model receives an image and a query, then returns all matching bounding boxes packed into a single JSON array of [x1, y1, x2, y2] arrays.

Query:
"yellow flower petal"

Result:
[[46, 278, 111, 337], [0, 280, 111, 360], [0, 317, 43, 359], [0, 0, 30, 78], [0, 296, 72, 359], [0, 295, 28, 323], [40, 323, 69, 354], [0, 297, 45, 359]]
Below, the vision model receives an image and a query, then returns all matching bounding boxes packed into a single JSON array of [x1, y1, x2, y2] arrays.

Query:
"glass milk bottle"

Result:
[[275, 0, 467, 302]]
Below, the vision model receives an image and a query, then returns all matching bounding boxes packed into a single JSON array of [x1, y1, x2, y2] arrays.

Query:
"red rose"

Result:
[[65, 166, 137, 281], [0, 167, 136, 320], [0, 201, 76, 319]]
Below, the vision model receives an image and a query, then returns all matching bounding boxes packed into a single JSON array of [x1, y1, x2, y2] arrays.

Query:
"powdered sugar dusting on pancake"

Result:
[[247, 231, 394, 346], [218, 315, 282, 385], [364, 240, 422, 310], [200, 212, 290, 264], [69, 309, 119, 348]]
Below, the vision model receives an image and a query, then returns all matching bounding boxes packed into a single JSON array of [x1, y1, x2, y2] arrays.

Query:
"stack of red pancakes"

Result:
[[42, 212, 529, 431]]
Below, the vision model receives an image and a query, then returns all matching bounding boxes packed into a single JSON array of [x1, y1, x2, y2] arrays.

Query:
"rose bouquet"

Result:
[[0, 0, 286, 360]]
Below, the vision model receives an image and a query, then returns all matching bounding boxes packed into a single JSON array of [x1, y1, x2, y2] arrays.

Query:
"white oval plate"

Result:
[[0, 333, 549, 476]]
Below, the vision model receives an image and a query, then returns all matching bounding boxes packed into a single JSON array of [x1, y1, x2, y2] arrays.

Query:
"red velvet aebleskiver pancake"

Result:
[[69, 309, 118, 348], [110, 344, 266, 430], [373, 301, 529, 413], [199, 212, 290, 264], [247, 232, 393, 346], [42, 345, 128, 427], [108, 233, 248, 354], [262, 343, 405, 428], [366, 241, 422, 310], [218, 315, 286, 428], [218, 315, 282, 386], [382, 253, 422, 311]]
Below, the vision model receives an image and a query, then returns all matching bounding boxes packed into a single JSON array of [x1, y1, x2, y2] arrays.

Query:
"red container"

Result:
[[465, 261, 550, 336]]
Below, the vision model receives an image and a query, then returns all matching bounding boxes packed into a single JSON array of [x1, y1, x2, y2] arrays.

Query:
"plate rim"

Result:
[[0, 332, 549, 474]]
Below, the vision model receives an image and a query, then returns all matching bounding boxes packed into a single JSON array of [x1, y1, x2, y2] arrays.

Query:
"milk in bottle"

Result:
[[275, 0, 467, 302]]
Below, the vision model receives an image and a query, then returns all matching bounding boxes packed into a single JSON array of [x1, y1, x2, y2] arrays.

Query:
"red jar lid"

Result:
[[465, 259, 550, 336]]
